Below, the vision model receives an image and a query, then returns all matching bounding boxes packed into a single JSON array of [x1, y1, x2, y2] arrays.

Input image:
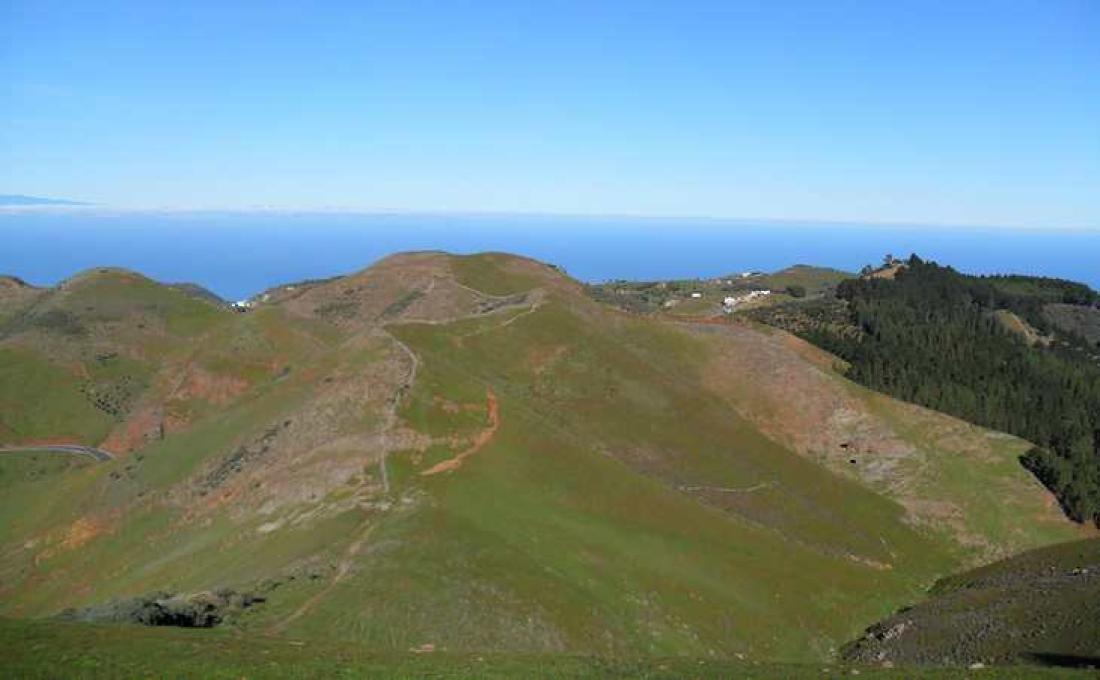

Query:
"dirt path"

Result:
[[678, 481, 775, 494], [0, 444, 114, 462], [457, 298, 543, 339], [402, 288, 542, 328], [268, 521, 377, 634], [420, 388, 499, 476], [451, 280, 517, 301], [371, 281, 532, 483], [377, 329, 421, 494]]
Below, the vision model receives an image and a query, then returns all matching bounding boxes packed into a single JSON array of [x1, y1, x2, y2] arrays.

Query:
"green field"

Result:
[[0, 618, 1090, 680]]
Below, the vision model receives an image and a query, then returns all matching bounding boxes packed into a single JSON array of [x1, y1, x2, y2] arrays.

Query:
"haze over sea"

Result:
[[2, 211, 1098, 301]]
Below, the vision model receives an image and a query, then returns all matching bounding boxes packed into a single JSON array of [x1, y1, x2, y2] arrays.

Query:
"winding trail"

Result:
[[268, 280, 517, 630], [678, 481, 775, 494], [268, 521, 378, 634], [376, 328, 420, 494], [0, 444, 114, 462]]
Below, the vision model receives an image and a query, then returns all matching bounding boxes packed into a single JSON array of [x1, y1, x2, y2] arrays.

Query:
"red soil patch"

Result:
[[178, 365, 249, 405], [421, 388, 500, 476], [525, 344, 568, 375], [61, 517, 106, 551], [35, 515, 112, 563], [103, 406, 163, 454]]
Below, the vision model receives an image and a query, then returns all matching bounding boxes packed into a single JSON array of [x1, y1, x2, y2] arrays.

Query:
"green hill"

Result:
[[844, 537, 1100, 668], [586, 265, 851, 316], [0, 253, 1082, 668]]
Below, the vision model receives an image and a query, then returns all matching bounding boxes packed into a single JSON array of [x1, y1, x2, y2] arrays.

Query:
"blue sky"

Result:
[[2, 1, 1098, 227]]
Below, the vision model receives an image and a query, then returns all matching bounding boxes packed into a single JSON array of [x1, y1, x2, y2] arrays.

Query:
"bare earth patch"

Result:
[[421, 388, 499, 476]]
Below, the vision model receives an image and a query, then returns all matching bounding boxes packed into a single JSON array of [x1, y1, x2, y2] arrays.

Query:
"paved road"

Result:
[[0, 444, 114, 462]]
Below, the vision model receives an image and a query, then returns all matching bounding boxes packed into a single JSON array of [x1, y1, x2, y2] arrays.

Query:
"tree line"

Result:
[[765, 256, 1100, 525]]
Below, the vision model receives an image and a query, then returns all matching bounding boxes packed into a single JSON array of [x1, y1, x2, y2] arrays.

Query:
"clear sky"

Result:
[[2, 1, 1098, 227]]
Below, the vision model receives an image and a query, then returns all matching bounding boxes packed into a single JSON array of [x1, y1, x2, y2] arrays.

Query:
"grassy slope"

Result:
[[0, 253, 1082, 669], [586, 265, 852, 317], [843, 538, 1100, 667], [4, 616, 1095, 673], [0, 338, 362, 612], [0, 268, 232, 445], [1, 618, 1091, 680], [244, 255, 1069, 658], [674, 265, 853, 315], [757, 265, 853, 295], [684, 319, 1080, 564], [0, 272, 352, 615]]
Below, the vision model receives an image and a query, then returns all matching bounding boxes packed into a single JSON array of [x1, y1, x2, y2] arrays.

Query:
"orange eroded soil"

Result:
[[420, 388, 499, 476], [177, 364, 250, 405], [102, 407, 162, 454], [60, 517, 106, 551]]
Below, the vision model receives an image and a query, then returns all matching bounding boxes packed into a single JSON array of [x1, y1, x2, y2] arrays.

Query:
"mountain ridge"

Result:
[[0, 251, 1081, 662]]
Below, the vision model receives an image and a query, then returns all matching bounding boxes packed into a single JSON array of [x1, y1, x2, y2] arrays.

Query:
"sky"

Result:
[[2, 1, 1098, 227]]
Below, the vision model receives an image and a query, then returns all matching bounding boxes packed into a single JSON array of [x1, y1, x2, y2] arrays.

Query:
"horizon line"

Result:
[[2, 202, 1099, 233]]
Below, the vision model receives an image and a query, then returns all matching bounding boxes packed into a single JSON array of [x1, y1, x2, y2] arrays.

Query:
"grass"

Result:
[[375, 293, 957, 659], [843, 538, 1100, 666], [59, 268, 229, 337], [0, 617, 1090, 679], [859, 384, 1080, 562], [450, 253, 541, 296], [756, 265, 853, 297], [0, 346, 114, 445], [586, 265, 853, 316]]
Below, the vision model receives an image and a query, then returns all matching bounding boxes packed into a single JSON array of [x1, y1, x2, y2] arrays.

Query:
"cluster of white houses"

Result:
[[231, 291, 273, 312], [722, 289, 771, 313]]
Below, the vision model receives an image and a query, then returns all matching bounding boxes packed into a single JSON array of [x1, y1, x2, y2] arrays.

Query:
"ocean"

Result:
[[2, 211, 1097, 301]]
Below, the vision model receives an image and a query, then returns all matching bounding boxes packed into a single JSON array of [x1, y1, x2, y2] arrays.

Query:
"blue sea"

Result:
[[2, 211, 1098, 301]]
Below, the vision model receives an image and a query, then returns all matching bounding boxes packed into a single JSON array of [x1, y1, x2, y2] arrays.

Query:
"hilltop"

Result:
[[0, 252, 1084, 670]]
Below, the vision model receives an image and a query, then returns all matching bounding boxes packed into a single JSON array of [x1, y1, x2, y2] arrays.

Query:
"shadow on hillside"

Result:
[[1022, 652, 1100, 669]]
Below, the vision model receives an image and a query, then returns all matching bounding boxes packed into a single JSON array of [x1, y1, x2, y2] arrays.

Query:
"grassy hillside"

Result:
[[1, 617, 1091, 680], [749, 256, 1100, 525], [0, 252, 1080, 669], [0, 268, 233, 446], [585, 265, 852, 316], [844, 538, 1100, 668]]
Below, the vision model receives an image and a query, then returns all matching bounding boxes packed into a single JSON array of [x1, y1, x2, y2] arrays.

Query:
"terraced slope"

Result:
[[0, 253, 1080, 662]]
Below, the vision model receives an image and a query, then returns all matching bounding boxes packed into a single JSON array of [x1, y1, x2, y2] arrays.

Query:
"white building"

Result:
[[722, 289, 771, 313]]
